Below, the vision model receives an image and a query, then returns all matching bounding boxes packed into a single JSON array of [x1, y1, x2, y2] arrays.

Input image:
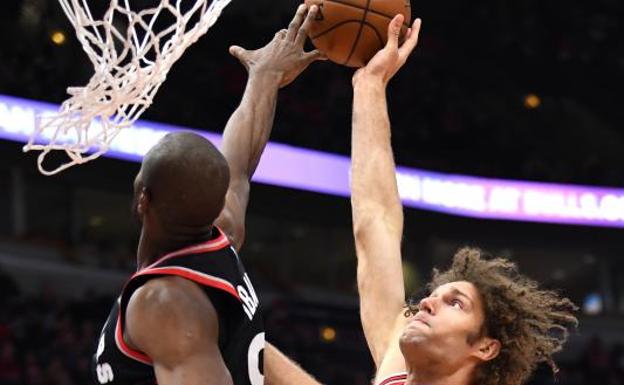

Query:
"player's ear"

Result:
[[472, 337, 500, 362], [137, 187, 151, 217]]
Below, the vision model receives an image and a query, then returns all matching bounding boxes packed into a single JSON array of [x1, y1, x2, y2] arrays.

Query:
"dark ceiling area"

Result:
[[1, 0, 623, 186]]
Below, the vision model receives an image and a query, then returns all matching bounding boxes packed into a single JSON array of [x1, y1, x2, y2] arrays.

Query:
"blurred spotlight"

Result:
[[320, 326, 336, 343], [524, 94, 541, 109], [51, 30, 66, 45], [583, 293, 603, 315]]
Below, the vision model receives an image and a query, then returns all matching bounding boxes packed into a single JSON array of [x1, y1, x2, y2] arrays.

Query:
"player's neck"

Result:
[[405, 362, 474, 385], [136, 226, 214, 270]]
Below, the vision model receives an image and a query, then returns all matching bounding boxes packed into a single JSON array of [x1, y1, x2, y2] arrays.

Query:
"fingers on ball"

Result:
[[288, 4, 308, 39], [296, 5, 317, 46]]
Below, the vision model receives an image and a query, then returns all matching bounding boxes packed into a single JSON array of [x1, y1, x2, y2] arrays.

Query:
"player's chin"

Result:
[[399, 330, 430, 363], [399, 323, 429, 346]]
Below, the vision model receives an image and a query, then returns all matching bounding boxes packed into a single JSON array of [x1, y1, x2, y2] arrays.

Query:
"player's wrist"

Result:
[[353, 73, 387, 91], [247, 69, 283, 88]]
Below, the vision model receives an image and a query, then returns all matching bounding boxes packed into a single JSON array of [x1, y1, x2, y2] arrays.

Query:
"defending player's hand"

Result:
[[229, 4, 327, 88], [352, 15, 422, 87]]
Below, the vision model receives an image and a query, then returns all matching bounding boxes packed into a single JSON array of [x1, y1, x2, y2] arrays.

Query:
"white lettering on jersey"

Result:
[[248, 332, 265, 385], [237, 273, 260, 320], [96, 363, 114, 384], [95, 332, 115, 384], [96, 333, 106, 361]]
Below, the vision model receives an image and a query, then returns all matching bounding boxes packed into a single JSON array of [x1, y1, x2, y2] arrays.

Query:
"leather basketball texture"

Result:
[[304, 0, 412, 67]]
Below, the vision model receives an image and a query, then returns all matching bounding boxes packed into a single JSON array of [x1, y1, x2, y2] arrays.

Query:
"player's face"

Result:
[[399, 281, 487, 372]]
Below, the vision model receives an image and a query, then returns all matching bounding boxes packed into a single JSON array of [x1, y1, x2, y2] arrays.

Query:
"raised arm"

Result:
[[350, 15, 422, 367], [215, 4, 325, 251]]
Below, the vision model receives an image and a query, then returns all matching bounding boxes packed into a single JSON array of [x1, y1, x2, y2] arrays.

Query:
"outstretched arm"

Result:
[[265, 343, 324, 385], [215, 4, 325, 251], [351, 15, 422, 367]]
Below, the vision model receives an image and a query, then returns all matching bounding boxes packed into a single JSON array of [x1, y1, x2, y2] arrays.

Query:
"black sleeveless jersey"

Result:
[[92, 227, 264, 385]]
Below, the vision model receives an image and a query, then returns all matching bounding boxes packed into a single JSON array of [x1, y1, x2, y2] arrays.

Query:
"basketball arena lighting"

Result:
[[50, 30, 67, 46], [2, 94, 624, 228], [524, 94, 541, 109]]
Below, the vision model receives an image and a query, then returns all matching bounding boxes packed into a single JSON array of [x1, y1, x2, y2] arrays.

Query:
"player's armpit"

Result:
[[215, 179, 249, 252], [125, 276, 234, 385], [372, 312, 410, 383]]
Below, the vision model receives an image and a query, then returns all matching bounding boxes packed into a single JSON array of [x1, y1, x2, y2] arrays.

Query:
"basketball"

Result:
[[304, 0, 411, 67]]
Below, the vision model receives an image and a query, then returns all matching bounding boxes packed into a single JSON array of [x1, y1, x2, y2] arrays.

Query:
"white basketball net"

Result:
[[23, 0, 233, 175]]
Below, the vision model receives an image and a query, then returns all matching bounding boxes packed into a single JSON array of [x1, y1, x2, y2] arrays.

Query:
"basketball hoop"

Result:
[[23, 0, 233, 175]]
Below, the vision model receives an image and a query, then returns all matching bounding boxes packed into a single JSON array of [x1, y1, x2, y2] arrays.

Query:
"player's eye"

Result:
[[450, 299, 463, 309]]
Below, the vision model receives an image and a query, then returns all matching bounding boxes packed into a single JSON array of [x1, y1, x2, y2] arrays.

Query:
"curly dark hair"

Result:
[[406, 247, 578, 385]]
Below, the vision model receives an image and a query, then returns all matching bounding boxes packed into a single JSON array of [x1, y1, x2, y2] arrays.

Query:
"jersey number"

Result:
[[248, 332, 265, 385]]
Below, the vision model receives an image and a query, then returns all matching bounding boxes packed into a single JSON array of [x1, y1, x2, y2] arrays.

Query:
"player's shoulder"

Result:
[[126, 276, 219, 336], [125, 276, 219, 356], [128, 276, 215, 317]]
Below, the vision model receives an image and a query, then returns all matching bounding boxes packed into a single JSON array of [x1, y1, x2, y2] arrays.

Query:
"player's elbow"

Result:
[[352, 209, 403, 244], [352, 217, 371, 244], [352, 202, 382, 236]]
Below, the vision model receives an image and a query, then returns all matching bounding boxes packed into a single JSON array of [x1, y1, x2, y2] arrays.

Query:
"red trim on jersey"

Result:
[[143, 226, 230, 271], [113, 228, 235, 367], [134, 266, 241, 300], [378, 373, 408, 385], [115, 312, 153, 366]]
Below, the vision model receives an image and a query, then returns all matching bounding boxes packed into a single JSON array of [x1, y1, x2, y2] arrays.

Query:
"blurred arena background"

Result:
[[1, 0, 624, 384]]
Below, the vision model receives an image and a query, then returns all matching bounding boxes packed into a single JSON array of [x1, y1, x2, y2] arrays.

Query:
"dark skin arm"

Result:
[[215, 4, 325, 251], [123, 9, 325, 383], [125, 276, 232, 385]]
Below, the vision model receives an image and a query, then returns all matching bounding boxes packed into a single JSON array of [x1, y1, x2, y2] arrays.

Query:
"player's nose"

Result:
[[418, 296, 436, 315]]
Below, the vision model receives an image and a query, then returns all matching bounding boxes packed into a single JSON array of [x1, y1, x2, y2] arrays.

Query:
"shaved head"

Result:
[[135, 131, 230, 231]]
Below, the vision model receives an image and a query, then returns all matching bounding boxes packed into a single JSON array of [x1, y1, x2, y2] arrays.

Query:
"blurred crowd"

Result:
[[1, 0, 623, 187], [0, 273, 103, 385]]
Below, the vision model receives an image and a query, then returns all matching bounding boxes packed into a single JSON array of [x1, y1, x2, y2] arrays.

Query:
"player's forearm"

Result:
[[351, 78, 404, 240], [265, 343, 324, 385], [220, 72, 281, 183]]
